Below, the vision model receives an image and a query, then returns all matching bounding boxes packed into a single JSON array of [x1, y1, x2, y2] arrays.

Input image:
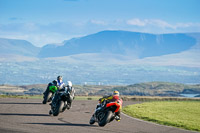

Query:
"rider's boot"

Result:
[[66, 102, 71, 110], [49, 110, 53, 115], [115, 115, 121, 121]]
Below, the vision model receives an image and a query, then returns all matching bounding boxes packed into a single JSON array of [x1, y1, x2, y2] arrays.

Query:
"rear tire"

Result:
[[47, 92, 52, 102], [42, 92, 52, 104], [98, 111, 113, 127]]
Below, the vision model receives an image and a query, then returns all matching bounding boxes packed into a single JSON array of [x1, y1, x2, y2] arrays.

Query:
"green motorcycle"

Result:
[[42, 84, 58, 104]]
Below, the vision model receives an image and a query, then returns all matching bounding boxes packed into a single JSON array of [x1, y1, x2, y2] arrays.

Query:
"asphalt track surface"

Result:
[[0, 98, 198, 133]]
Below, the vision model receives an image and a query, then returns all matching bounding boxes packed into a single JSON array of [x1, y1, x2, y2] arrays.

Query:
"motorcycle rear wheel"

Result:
[[42, 92, 52, 104]]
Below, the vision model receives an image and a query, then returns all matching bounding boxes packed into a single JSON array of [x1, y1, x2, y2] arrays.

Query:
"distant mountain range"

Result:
[[1, 30, 199, 60], [1, 30, 200, 85], [38, 30, 197, 58], [0, 38, 40, 57]]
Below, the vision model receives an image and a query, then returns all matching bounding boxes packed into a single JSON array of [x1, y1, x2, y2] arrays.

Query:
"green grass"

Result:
[[123, 101, 200, 131], [0, 95, 43, 99]]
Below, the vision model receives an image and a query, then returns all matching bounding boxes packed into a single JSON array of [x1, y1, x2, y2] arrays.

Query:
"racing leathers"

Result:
[[96, 95, 123, 121]]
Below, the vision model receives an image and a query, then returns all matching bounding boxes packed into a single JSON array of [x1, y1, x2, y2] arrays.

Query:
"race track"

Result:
[[0, 98, 197, 133]]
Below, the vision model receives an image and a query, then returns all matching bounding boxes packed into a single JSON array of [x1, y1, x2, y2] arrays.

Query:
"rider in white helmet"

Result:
[[65, 81, 75, 109]]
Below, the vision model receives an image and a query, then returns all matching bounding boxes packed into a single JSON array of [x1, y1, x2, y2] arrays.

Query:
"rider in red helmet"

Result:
[[98, 90, 123, 121]]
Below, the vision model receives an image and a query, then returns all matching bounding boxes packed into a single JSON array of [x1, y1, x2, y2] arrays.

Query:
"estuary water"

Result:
[[180, 94, 199, 97]]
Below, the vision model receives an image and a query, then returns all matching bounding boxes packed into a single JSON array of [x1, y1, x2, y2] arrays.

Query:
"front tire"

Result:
[[89, 115, 95, 125], [53, 101, 64, 116], [98, 111, 113, 127], [59, 101, 64, 112]]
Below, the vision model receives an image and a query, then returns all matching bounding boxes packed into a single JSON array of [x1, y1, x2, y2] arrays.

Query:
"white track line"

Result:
[[122, 112, 160, 125]]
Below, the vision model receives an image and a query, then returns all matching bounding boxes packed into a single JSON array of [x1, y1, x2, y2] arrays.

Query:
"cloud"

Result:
[[148, 19, 175, 29], [127, 18, 175, 29], [0, 30, 71, 47], [90, 20, 107, 25], [23, 22, 39, 31], [0, 21, 89, 47], [126, 18, 200, 31], [175, 22, 200, 29], [0, 22, 39, 32], [127, 18, 146, 26]]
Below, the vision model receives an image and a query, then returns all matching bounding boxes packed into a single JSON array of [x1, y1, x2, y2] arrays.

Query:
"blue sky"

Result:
[[0, 0, 200, 47]]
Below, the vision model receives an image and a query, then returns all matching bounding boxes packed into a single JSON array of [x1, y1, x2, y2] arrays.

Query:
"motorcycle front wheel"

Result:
[[98, 111, 113, 127], [53, 101, 64, 116], [89, 115, 95, 125]]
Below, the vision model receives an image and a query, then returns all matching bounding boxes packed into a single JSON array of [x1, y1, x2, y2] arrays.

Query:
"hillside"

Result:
[[111, 82, 200, 96], [0, 38, 40, 57], [0, 31, 199, 61], [1, 82, 200, 97], [38, 31, 196, 58], [0, 31, 200, 85]]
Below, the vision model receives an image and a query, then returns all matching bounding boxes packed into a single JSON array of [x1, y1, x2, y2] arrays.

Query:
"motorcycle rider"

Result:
[[50, 80, 75, 110], [95, 90, 123, 121], [43, 75, 65, 95], [64, 81, 75, 109]]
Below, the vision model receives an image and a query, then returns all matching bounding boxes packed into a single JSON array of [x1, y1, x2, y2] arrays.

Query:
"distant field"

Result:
[[0, 95, 101, 101], [1, 82, 200, 97], [123, 101, 200, 131], [0, 94, 199, 101], [0, 85, 26, 93]]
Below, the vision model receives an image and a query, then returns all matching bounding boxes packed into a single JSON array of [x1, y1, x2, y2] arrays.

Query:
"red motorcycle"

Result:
[[89, 99, 122, 127]]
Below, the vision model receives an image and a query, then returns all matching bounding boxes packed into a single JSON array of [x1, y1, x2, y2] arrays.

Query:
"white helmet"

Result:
[[67, 81, 72, 87]]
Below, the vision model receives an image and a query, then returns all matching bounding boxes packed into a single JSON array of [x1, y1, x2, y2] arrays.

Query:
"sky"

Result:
[[0, 0, 200, 47]]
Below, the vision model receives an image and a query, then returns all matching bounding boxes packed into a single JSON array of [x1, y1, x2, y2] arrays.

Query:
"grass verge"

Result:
[[0, 95, 43, 99], [123, 101, 200, 131]]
